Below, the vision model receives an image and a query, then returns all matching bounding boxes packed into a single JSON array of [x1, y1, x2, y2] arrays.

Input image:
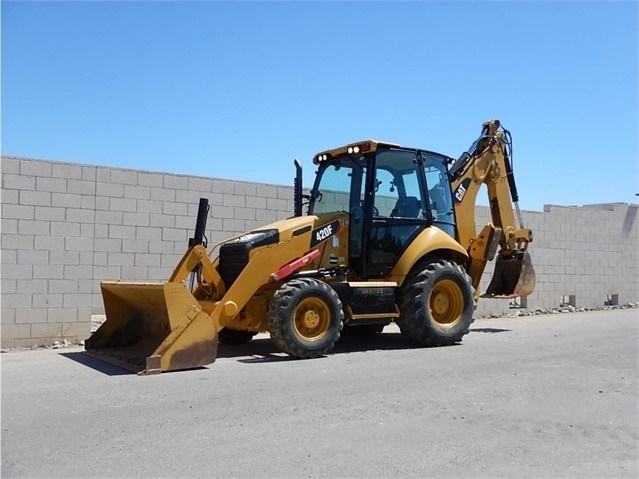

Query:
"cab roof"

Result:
[[313, 140, 401, 165]]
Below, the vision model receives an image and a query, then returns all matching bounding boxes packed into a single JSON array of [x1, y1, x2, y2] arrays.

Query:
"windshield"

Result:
[[309, 155, 368, 215]]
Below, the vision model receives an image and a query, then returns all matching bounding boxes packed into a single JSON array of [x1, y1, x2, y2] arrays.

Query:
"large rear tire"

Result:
[[268, 278, 344, 358], [397, 260, 475, 346]]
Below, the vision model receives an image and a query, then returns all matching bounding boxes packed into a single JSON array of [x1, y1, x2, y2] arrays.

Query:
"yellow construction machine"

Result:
[[85, 120, 535, 374]]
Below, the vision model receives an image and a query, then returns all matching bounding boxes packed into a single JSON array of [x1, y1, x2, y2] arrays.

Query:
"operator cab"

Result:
[[309, 141, 456, 279]]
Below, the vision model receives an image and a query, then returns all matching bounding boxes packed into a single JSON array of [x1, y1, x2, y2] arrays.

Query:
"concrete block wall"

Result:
[[1, 156, 637, 347], [1, 156, 295, 348]]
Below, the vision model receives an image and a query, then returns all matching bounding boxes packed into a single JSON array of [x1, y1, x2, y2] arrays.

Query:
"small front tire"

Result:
[[268, 278, 344, 358]]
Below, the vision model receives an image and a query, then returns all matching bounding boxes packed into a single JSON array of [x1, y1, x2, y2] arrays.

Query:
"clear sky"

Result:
[[2, 1, 637, 212]]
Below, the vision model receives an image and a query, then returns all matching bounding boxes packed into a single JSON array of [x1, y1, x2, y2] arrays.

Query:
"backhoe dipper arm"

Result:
[[449, 120, 535, 298]]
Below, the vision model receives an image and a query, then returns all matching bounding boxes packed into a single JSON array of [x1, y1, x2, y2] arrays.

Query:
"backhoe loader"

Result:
[[85, 120, 535, 374]]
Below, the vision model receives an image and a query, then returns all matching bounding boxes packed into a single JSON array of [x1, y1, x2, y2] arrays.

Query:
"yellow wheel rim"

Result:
[[429, 279, 464, 328], [293, 297, 331, 341]]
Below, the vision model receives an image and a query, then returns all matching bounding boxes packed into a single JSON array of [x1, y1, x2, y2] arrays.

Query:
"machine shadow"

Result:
[[58, 351, 134, 376], [222, 331, 430, 365]]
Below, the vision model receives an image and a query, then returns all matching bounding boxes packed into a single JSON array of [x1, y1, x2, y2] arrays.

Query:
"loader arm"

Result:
[[449, 120, 535, 298]]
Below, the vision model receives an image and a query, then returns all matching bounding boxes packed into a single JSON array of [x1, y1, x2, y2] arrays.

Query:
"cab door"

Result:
[[362, 148, 430, 278]]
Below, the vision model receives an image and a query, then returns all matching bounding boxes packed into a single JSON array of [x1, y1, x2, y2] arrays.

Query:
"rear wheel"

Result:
[[218, 328, 257, 345], [397, 260, 475, 346], [268, 278, 344, 358]]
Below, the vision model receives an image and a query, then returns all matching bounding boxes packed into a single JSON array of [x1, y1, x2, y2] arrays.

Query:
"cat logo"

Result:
[[454, 178, 472, 204]]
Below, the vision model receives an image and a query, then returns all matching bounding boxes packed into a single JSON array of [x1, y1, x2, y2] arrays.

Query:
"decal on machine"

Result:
[[310, 219, 340, 247], [453, 178, 472, 205]]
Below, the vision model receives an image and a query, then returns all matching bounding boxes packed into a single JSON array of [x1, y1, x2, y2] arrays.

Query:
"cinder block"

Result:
[[235, 182, 256, 196], [21, 160, 51, 177], [48, 279, 78, 294], [93, 265, 121, 279], [91, 251, 107, 266], [110, 169, 138, 185], [256, 184, 278, 198], [50, 250, 79, 265], [124, 184, 150, 200], [52, 163, 83, 179], [61, 322, 91, 338], [63, 293, 93, 308], [210, 205, 234, 219], [81, 196, 96, 210], [164, 174, 189, 190], [31, 323, 63, 338], [150, 214, 174, 228], [1, 323, 30, 339], [110, 197, 137, 213], [2, 174, 35, 190], [1, 308, 16, 323], [51, 192, 82, 207], [223, 194, 245, 208], [33, 265, 65, 280], [122, 239, 149, 253], [17, 250, 49, 265], [96, 182, 124, 197], [176, 190, 204, 205], [134, 253, 161, 267], [95, 210, 123, 225], [65, 237, 94, 252], [149, 241, 174, 254], [47, 308, 79, 323], [163, 201, 188, 216], [51, 221, 80, 237], [2, 204, 34, 220], [136, 199, 163, 214], [1, 249, 17, 265], [36, 177, 67, 193], [246, 196, 265, 209], [223, 218, 246, 232], [107, 252, 135, 266], [109, 225, 136, 239], [211, 180, 235, 195], [266, 198, 287, 211], [150, 187, 175, 202], [2, 293, 31, 308], [188, 177, 212, 193], [138, 172, 164, 187], [277, 187, 292, 200], [33, 293, 64, 308], [82, 166, 96, 181], [148, 267, 171, 280], [94, 238, 122, 252], [136, 226, 163, 241], [66, 208, 94, 223], [19, 190, 51, 206], [162, 227, 188, 242], [0, 218, 18, 234], [121, 266, 148, 280], [2, 188, 19, 204], [2, 278, 16, 293], [234, 207, 255, 220], [18, 220, 50, 236], [1, 157, 20, 173], [123, 212, 150, 226], [2, 264, 33, 279], [16, 308, 48, 323], [161, 254, 182, 268], [35, 206, 66, 221]]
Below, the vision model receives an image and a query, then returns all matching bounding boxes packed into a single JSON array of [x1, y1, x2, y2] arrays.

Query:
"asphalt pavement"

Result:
[[2, 309, 638, 478]]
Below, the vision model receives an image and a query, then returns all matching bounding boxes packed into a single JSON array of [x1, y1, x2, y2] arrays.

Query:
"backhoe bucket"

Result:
[[483, 251, 536, 298], [85, 281, 218, 374]]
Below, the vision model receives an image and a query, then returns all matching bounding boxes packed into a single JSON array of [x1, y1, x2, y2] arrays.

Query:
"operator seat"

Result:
[[391, 196, 420, 218]]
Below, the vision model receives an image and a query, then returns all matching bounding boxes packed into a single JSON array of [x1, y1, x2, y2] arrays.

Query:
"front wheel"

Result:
[[397, 260, 476, 346], [268, 278, 344, 358]]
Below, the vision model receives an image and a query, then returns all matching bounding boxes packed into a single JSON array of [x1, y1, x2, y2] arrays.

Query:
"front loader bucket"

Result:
[[85, 281, 218, 375], [483, 251, 536, 299]]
